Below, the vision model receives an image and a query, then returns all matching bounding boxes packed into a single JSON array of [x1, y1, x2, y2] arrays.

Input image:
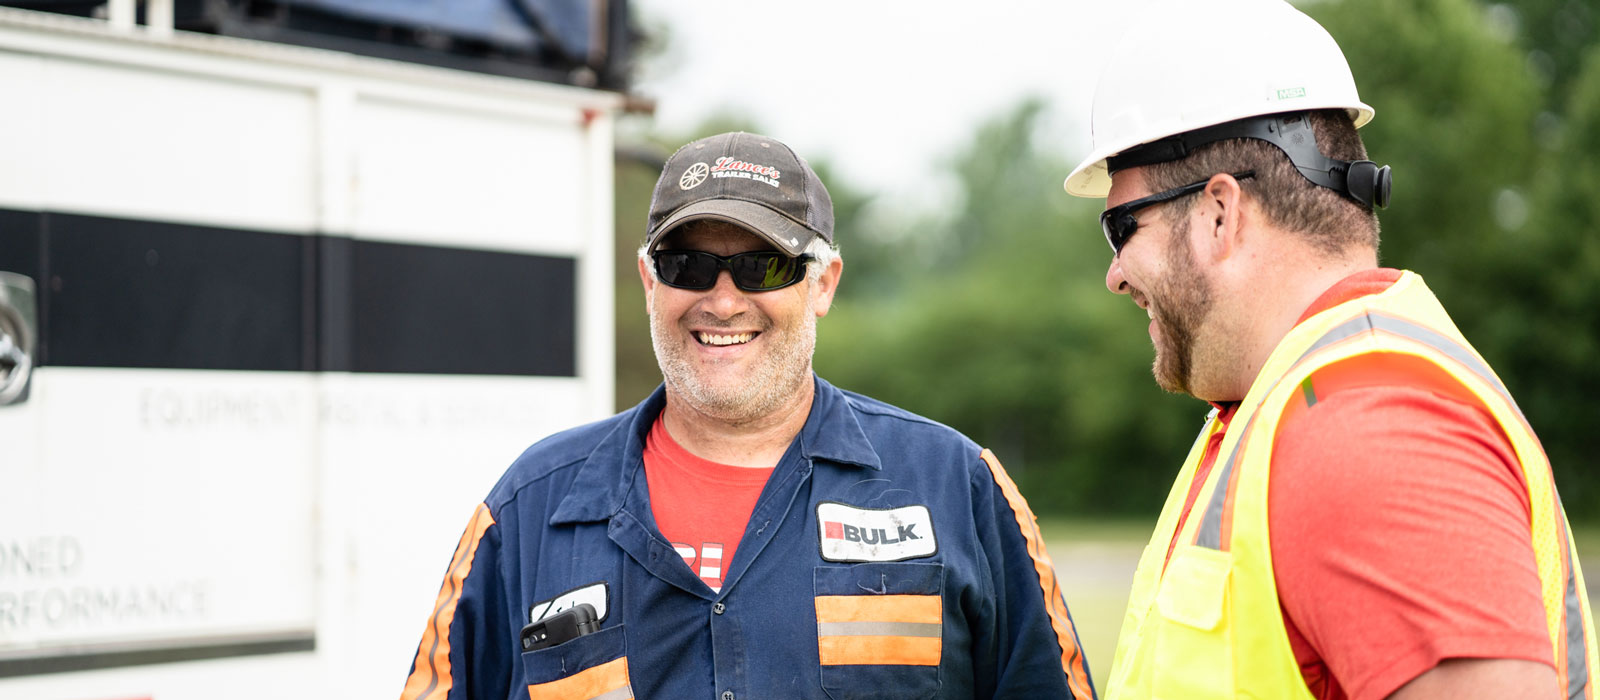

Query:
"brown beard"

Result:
[[1150, 218, 1213, 396]]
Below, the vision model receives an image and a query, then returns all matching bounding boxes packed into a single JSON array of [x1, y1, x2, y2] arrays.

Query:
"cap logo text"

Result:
[[679, 162, 709, 190], [711, 156, 782, 188]]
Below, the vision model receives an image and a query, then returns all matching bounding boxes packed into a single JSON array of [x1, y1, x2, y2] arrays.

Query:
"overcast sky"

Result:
[[627, 0, 1155, 207]]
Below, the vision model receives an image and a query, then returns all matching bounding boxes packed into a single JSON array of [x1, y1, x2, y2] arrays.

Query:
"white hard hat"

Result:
[[1064, 0, 1375, 197]]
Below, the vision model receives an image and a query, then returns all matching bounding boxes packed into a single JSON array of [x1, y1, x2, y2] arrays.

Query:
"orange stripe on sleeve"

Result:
[[526, 657, 632, 700], [980, 449, 1095, 700], [401, 503, 496, 700]]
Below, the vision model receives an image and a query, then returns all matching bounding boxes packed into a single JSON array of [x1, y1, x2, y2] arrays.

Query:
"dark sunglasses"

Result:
[[652, 250, 814, 292], [1100, 170, 1254, 254]]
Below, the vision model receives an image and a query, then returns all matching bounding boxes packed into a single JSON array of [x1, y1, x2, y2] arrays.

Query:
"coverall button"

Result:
[[722, 691, 735, 700], [712, 602, 726, 614]]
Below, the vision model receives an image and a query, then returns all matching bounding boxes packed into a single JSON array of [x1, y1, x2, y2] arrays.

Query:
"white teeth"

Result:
[[699, 332, 754, 346], [1147, 307, 1155, 320]]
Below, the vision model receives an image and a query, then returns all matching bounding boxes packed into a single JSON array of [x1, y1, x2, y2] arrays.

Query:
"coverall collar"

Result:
[[549, 374, 882, 525]]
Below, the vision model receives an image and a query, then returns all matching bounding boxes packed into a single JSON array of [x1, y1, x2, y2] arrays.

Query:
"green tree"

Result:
[[1501, 0, 1598, 105], [1315, 0, 1600, 516], [1500, 39, 1600, 512]]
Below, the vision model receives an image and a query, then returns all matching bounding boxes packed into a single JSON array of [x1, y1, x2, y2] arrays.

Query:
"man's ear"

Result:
[[811, 256, 844, 318], [638, 254, 656, 314], [1197, 172, 1248, 263]]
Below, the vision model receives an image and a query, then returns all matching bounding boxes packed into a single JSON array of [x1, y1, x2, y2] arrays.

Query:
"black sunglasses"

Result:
[[1100, 170, 1254, 254], [652, 250, 814, 292]]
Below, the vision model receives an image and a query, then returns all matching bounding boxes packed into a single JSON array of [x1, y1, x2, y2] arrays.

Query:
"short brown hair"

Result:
[[1143, 110, 1380, 256]]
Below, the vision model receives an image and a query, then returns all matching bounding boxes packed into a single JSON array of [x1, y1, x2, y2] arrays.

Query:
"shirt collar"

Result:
[[1294, 267, 1403, 325]]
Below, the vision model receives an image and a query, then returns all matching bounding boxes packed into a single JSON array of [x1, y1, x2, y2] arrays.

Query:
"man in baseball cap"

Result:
[[1064, 1, 1595, 699], [402, 132, 1098, 699]]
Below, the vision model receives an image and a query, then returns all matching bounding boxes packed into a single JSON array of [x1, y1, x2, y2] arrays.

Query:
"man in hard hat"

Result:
[[1063, 1, 1595, 698], [400, 132, 1097, 700]]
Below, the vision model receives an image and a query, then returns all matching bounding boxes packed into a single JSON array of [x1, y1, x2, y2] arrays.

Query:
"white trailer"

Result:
[[0, 6, 620, 697]]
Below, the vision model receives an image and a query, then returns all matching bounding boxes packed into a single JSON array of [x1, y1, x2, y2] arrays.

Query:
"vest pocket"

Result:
[[1151, 545, 1234, 700], [814, 562, 943, 700], [522, 623, 634, 700]]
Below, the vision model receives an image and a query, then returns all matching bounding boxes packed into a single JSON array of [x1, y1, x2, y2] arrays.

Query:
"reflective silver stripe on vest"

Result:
[[1297, 314, 1523, 418], [1559, 490, 1591, 700], [1567, 552, 1589, 699], [1195, 415, 1253, 550], [1194, 309, 1588, 694]]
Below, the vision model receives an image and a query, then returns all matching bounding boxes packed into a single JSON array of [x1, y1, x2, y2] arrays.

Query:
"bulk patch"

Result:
[[816, 502, 937, 562]]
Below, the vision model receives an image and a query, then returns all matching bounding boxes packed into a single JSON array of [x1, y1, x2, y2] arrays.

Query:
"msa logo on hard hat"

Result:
[[816, 502, 938, 563]]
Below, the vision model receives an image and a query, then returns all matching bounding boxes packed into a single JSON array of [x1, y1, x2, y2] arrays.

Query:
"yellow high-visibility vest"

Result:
[[1105, 271, 1597, 699]]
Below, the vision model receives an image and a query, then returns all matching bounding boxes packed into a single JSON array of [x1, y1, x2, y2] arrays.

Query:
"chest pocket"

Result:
[[814, 562, 943, 700], [522, 623, 634, 700], [1149, 545, 1234, 700]]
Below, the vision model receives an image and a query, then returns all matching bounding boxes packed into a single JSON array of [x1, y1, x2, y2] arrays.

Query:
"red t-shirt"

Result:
[[1170, 269, 1552, 700], [642, 418, 774, 593]]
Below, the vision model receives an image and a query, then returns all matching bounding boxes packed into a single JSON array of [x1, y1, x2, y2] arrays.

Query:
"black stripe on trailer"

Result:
[[0, 629, 317, 678], [0, 208, 577, 377]]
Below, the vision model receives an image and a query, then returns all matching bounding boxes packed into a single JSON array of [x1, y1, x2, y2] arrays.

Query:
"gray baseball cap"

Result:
[[644, 132, 834, 257]]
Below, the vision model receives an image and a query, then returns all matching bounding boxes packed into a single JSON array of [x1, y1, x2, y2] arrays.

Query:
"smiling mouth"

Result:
[[697, 331, 756, 346]]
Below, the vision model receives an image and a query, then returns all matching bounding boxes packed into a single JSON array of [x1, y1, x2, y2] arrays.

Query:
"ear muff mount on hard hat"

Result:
[[1106, 111, 1392, 210]]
